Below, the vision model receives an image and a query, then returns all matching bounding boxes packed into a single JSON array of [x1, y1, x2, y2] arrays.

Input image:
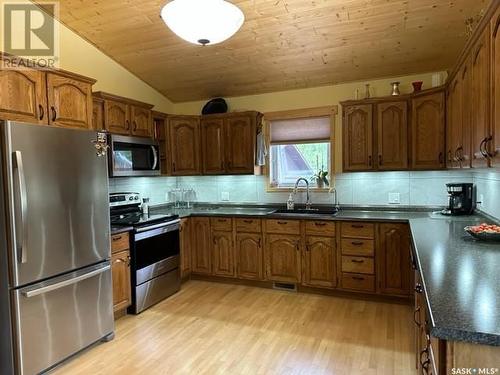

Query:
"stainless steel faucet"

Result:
[[294, 177, 312, 209], [330, 187, 340, 211]]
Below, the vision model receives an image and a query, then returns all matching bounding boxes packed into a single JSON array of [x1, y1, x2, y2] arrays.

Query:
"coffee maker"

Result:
[[441, 183, 476, 215]]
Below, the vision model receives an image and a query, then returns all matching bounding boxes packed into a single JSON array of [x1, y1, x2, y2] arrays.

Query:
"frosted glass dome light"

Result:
[[160, 0, 245, 46]]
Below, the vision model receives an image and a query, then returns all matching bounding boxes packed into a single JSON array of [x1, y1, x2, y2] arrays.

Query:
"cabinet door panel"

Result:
[[460, 61, 473, 168], [191, 217, 211, 274], [226, 115, 255, 174], [343, 104, 373, 171], [46, 73, 92, 129], [212, 230, 235, 277], [111, 250, 131, 312], [378, 223, 412, 296], [265, 234, 301, 283], [446, 78, 463, 168], [201, 117, 225, 174], [471, 27, 491, 168], [130, 106, 152, 137], [92, 98, 104, 131], [377, 101, 408, 170], [410, 91, 445, 169], [169, 117, 201, 175], [104, 100, 130, 135], [491, 8, 500, 167], [0, 68, 47, 124], [236, 233, 263, 280], [303, 236, 336, 288], [180, 218, 191, 278]]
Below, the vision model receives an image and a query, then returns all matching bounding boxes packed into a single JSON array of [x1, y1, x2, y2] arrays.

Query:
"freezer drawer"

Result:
[[12, 262, 114, 375]]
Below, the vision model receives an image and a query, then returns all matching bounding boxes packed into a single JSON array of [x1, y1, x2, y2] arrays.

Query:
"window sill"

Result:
[[266, 187, 331, 193]]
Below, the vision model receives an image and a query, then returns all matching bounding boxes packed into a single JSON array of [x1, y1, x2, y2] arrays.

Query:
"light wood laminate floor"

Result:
[[52, 280, 415, 375]]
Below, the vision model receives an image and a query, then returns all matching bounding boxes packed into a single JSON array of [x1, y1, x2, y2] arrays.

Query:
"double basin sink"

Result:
[[195, 206, 339, 217]]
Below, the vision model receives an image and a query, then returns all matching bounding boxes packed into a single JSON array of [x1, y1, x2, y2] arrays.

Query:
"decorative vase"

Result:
[[412, 81, 423, 92], [390, 82, 401, 96], [364, 84, 371, 99]]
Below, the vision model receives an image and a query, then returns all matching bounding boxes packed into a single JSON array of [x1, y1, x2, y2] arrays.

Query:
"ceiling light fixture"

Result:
[[160, 0, 245, 46]]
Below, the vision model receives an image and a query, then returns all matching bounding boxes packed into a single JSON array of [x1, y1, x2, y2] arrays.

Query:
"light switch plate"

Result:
[[221, 191, 230, 201], [388, 193, 401, 204]]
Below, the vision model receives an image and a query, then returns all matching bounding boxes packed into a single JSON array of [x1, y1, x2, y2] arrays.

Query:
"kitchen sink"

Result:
[[272, 208, 339, 216]]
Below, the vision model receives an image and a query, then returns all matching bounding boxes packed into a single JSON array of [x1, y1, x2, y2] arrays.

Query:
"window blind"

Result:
[[269, 116, 331, 144]]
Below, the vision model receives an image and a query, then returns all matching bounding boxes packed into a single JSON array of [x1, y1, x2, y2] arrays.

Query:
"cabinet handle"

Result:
[[351, 259, 364, 263], [415, 283, 423, 294], [378, 155, 382, 165], [277, 221, 287, 225], [133, 121, 137, 131], [448, 149, 452, 162], [352, 276, 365, 281], [112, 236, 122, 241], [172, 162, 176, 172], [50, 106, 57, 122], [351, 241, 364, 246], [419, 348, 430, 369], [38, 105, 44, 120], [413, 307, 421, 327], [125, 120, 130, 130], [479, 137, 488, 158], [113, 257, 126, 264], [243, 220, 253, 223], [438, 151, 443, 164], [258, 238, 262, 248], [127, 255, 131, 267], [368, 155, 372, 167], [351, 224, 364, 228], [314, 222, 326, 226], [218, 219, 227, 223], [306, 244, 310, 252], [485, 136, 494, 158], [295, 241, 300, 251]]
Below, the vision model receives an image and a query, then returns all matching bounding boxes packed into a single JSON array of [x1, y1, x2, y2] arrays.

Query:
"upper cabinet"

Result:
[[168, 116, 201, 175], [0, 57, 95, 130], [410, 90, 446, 170], [93, 92, 153, 137], [376, 101, 408, 170], [201, 112, 259, 175], [342, 104, 373, 171]]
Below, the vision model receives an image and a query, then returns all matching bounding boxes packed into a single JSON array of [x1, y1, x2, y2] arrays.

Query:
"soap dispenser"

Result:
[[287, 193, 295, 210]]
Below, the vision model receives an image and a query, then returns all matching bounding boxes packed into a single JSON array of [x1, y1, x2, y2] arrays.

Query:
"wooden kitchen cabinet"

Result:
[[200, 112, 259, 175], [180, 218, 191, 279], [201, 117, 225, 174], [94, 92, 154, 137], [410, 90, 446, 170], [303, 236, 336, 288], [376, 101, 408, 170], [235, 232, 263, 280], [342, 104, 373, 171], [92, 97, 104, 130], [111, 232, 131, 315], [168, 116, 201, 175], [378, 223, 412, 296], [471, 26, 491, 168], [490, 6, 500, 167], [46, 72, 94, 130], [0, 67, 47, 124], [212, 230, 235, 277], [153, 111, 170, 175], [191, 217, 211, 274], [265, 234, 301, 283]]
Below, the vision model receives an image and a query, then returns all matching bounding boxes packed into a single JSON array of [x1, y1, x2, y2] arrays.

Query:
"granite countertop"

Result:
[[137, 203, 500, 346]]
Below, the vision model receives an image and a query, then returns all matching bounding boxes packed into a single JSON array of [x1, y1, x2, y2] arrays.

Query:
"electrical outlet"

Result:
[[221, 191, 230, 201], [388, 193, 401, 204]]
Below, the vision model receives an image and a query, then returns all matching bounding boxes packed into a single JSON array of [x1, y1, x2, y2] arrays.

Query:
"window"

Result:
[[265, 108, 335, 189]]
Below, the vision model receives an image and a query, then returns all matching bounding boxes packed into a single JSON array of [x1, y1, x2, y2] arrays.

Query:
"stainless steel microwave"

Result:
[[108, 134, 160, 177]]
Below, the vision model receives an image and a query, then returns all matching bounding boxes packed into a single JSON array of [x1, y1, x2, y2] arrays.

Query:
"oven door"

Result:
[[109, 135, 160, 177], [132, 221, 180, 285]]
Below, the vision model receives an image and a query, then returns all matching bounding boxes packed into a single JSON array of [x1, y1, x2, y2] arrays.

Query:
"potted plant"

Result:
[[311, 169, 329, 188]]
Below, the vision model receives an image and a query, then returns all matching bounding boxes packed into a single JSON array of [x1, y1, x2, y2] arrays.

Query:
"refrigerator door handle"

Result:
[[13, 150, 28, 264], [22, 264, 111, 298]]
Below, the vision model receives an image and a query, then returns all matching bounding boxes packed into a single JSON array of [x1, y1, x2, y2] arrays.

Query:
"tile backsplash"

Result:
[[108, 170, 500, 220]]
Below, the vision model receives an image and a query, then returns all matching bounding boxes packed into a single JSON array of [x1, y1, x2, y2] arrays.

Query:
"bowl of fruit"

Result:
[[464, 223, 500, 241]]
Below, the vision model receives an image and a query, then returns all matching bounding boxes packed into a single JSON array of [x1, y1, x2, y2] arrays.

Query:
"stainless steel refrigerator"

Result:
[[0, 121, 114, 375]]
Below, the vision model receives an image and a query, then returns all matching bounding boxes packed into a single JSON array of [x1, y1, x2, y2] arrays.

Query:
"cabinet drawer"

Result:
[[235, 218, 262, 233], [341, 222, 375, 239], [341, 273, 375, 292], [341, 256, 374, 274], [305, 221, 336, 237], [210, 217, 233, 231], [341, 238, 374, 257], [111, 232, 129, 254], [265, 219, 300, 234]]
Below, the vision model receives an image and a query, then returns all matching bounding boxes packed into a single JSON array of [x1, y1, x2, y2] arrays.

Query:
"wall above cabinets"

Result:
[[153, 111, 261, 177]]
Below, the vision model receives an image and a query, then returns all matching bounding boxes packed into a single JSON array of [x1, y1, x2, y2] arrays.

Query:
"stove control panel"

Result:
[[110, 192, 141, 207]]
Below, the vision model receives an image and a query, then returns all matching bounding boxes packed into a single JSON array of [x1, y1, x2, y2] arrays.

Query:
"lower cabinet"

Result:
[[235, 232, 263, 280], [191, 217, 211, 274], [212, 230, 235, 277], [110, 232, 131, 315], [303, 236, 336, 288], [265, 234, 301, 283], [180, 218, 191, 279]]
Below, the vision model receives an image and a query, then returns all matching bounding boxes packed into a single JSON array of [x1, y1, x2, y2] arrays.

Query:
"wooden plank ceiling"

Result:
[[50, 0, 489, 102]]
